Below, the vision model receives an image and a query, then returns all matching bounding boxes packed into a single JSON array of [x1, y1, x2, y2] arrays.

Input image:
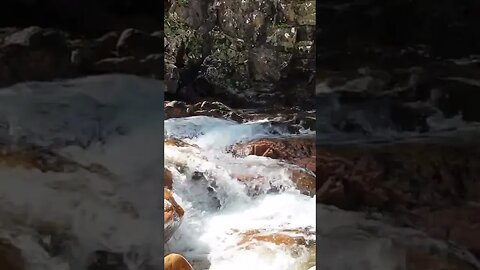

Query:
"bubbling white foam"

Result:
[[165, 116, 316, 270]]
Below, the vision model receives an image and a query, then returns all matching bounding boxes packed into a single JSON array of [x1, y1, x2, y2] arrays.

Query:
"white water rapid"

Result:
[[0, 75, 165, 270], [164, 116, 316, 270]]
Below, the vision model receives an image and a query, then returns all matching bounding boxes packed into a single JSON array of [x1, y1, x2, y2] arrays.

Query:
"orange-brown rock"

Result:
[[238, 231, 308, 247], [316, 133, 480, 260], [164, 253, 193, 270], [316, 138, 480, 211], [0, 239, 24, 270], [231, 136, 316, 171], [0, 147, 115, 179], [164, 188, 185, 242], [164, 188, 184, 223], [290, 169, 316, 196], [164, 168, 173, 189], [165, 138, 198, 148], [235, 168, 315, 196]]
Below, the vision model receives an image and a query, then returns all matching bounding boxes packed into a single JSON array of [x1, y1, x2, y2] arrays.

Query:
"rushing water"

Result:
[[0, 75, 479, 270], [164, 116, 316, 270], [0, 75, 165, 270]]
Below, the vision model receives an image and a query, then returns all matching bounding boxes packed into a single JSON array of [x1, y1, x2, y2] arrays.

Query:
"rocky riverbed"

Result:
[[313, 2, 480, 268], [163, 103, 316, 270]]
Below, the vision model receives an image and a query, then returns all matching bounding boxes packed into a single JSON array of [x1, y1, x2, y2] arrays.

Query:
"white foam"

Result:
[[0, 75, 165, 270], [165, 116, 316, 270]]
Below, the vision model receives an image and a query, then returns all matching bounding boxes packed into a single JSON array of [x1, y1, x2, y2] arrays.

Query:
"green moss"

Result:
[[177, 0, 189, 7]]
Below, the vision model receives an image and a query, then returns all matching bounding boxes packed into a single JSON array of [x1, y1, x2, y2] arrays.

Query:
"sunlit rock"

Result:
[[164, 253, 194, 270], [164, 188, 185, 243], [231, 136, 316, 171], [164, 138, 199, 148], [238, 229, 314, 248]]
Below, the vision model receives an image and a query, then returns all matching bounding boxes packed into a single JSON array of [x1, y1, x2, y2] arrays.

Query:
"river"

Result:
[[164, 116, 316, 270]]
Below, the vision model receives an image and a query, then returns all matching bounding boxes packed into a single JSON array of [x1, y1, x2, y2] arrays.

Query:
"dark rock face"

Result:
[[317, 0, 480, 58], [165, 0, 316, 108], [0, 0, 163, 36], [0, 1, 164, 87], [316, 0, 480, 133], [0, 27, 73, 84]]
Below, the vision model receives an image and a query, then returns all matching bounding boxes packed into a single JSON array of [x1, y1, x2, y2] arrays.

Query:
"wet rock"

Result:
[[236, 228, 315, 268], [0, 26, 72, 84], [164, 101, 191, 119], [116, 28, 162, 59], [190, 101, 244, 122], [164, 253, 193, 270], [238, 230, 311, 248], [231, 136, 316, 171], [164, 168, 173, 189], [164, 188, 185, 243], [316, 133, 480, 211], [235, 166, 315, 197], [0, 146, 113, 176], [164, 138, 199, 149], [290, 168, 316, 196], [0, 239, 24, 270]]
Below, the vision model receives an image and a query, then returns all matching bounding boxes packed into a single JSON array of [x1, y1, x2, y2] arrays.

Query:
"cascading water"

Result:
[[164, 116, 316, 270], [0, 75, 165, 270]]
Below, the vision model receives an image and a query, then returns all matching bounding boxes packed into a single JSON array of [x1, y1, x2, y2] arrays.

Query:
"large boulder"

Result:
[[0, 26, 72, 85], [116, 28, 162, 58], [165, 0, 315, 107], [231, 135, 316, 171], [164, 253, 194, 270]]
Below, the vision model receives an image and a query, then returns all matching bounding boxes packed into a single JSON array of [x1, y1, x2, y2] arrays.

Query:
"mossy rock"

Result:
[[267, 26, 298, 52]]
